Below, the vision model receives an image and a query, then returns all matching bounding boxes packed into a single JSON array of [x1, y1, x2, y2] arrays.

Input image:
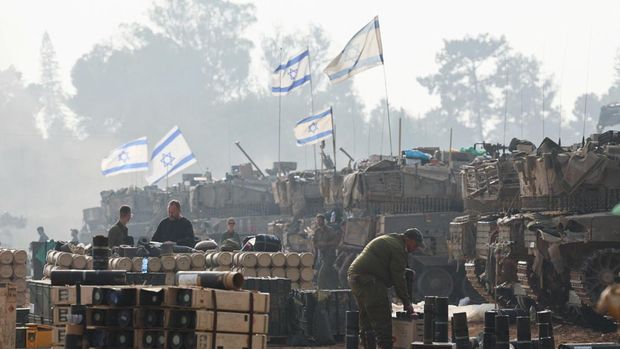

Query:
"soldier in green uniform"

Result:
[[219, 217, 242, 250], [107, 205, 132, 248], [313, 213, 341, 289], [348, 228, 425, 349]]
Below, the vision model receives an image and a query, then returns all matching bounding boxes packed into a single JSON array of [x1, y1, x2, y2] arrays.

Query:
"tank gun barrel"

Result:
[[339, 147, 354, 162], [234, 141, 265, 178]]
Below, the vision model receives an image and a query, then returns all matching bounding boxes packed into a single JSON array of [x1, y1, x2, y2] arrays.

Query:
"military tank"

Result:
[[336, 149, 475, 300], [86, 182, 188, 241], [83, 164, 280, 243], [450, 134, 620, 319]]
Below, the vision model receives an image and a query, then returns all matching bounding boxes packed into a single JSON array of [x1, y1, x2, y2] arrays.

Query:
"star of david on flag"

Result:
[[271, 49, 311, 95], [100, 137, 148, 177], [324, 16, 384, 84], [294, 107, 334, 146], [145, 126, 197, 185]]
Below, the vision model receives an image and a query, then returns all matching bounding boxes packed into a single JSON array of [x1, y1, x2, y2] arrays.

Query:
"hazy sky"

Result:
[[2, 0, 620, 246], [2, 0, 620, 124]]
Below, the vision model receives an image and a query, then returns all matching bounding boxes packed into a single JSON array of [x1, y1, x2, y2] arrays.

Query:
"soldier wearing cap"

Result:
[[348, 228, 425, 349], [313, 213, 341, 289]]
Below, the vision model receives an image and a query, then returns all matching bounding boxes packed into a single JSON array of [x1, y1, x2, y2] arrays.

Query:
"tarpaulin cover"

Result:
[[403, 149, 432, 162], [460, 146, 487, 156]]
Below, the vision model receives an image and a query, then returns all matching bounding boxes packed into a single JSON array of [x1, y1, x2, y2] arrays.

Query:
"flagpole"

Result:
[[165, 164, 169, 190], [331, 107, 337, 174], [307, 46, 318, 173], [277, 47, 283, 175], [382, 64, 393, 157]]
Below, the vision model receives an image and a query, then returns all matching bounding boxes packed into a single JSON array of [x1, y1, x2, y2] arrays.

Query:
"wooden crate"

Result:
[[0, 283, 17, 349], [51, 305, 72, 325], [51, 285, 77, 305], [193, 332, 267, 349], [392, 317, 424, 349], [166, 309, 268, 334], [163, 287, 270, 313], [52, 325, 66, 346]]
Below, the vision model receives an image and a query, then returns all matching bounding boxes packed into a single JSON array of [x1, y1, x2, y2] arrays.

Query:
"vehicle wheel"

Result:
[[416, 267, 454, 298]]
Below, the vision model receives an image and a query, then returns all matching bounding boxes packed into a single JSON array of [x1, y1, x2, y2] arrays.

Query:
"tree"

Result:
[[418, 34, 561, 147], [148, 0, 255, 99], [37, 32, 84, 139], [571, 93, 602, 141], [72, 10, 368, 175], [572, 52, 620, 136]]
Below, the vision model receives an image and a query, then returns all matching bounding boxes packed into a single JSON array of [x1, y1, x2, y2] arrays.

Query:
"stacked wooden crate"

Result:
[[49, 284, 78, 347], [0, 248, 29, 306], [231, 252, 315, 289], [47, 285, 270, 348]]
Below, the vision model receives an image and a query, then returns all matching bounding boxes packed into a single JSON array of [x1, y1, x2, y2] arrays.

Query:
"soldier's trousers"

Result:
[[348, 273, 392, 349], [317, 250, 338, 289]]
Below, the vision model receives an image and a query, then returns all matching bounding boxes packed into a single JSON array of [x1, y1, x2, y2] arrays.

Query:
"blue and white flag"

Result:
[[294, 108, 334, 146], [101, 137, 149, 177], [145, 126, 197, 185], [271, 49, 311, 95], [324, 16, 384, 83]]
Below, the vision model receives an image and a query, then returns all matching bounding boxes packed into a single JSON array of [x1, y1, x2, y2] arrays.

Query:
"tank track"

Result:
[[517, 260, 539, 303], [570, 248, 620, 307], [464, 261, 495, 303], [570, 269, 591, 307]]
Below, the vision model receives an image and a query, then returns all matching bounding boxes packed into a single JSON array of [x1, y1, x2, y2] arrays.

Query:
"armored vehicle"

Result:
[[336, 151, 475, 300], [450, 134, 620, 318]]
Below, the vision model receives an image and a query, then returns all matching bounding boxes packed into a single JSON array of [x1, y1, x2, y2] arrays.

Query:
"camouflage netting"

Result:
[[513, 139, 620, 211], [272, 172, 322, 217], [189, 178, 274, 216], [319, 172, 343, 207], [342, 159, 460, 212]]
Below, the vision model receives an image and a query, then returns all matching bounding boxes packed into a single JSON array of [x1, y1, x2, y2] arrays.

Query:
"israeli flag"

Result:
[[324, 16, 384, 84], [271, 49, 311, 95], [101, 137, 149, 177], [294, 108, 334, 146], [145, 126, 197, 185]]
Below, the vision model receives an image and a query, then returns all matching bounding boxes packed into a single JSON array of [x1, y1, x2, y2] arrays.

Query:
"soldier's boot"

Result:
[[361, 330, 377, 349]]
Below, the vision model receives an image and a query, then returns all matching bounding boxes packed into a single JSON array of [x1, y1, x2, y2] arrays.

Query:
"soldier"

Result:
[[36, 226, 49, 242], [107, 205, 132, 248], [152, 200, 195, 247], [219, 217, 242, 249], [313, 213, 341, 289], [348, 228, 425, 349], [70, 229, 79, 244]]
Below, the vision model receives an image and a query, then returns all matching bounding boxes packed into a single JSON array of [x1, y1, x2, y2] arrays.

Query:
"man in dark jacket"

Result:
[[348, 228, 425, 349], [152, 200, 195, 247], [107, 205, 132, 248]]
